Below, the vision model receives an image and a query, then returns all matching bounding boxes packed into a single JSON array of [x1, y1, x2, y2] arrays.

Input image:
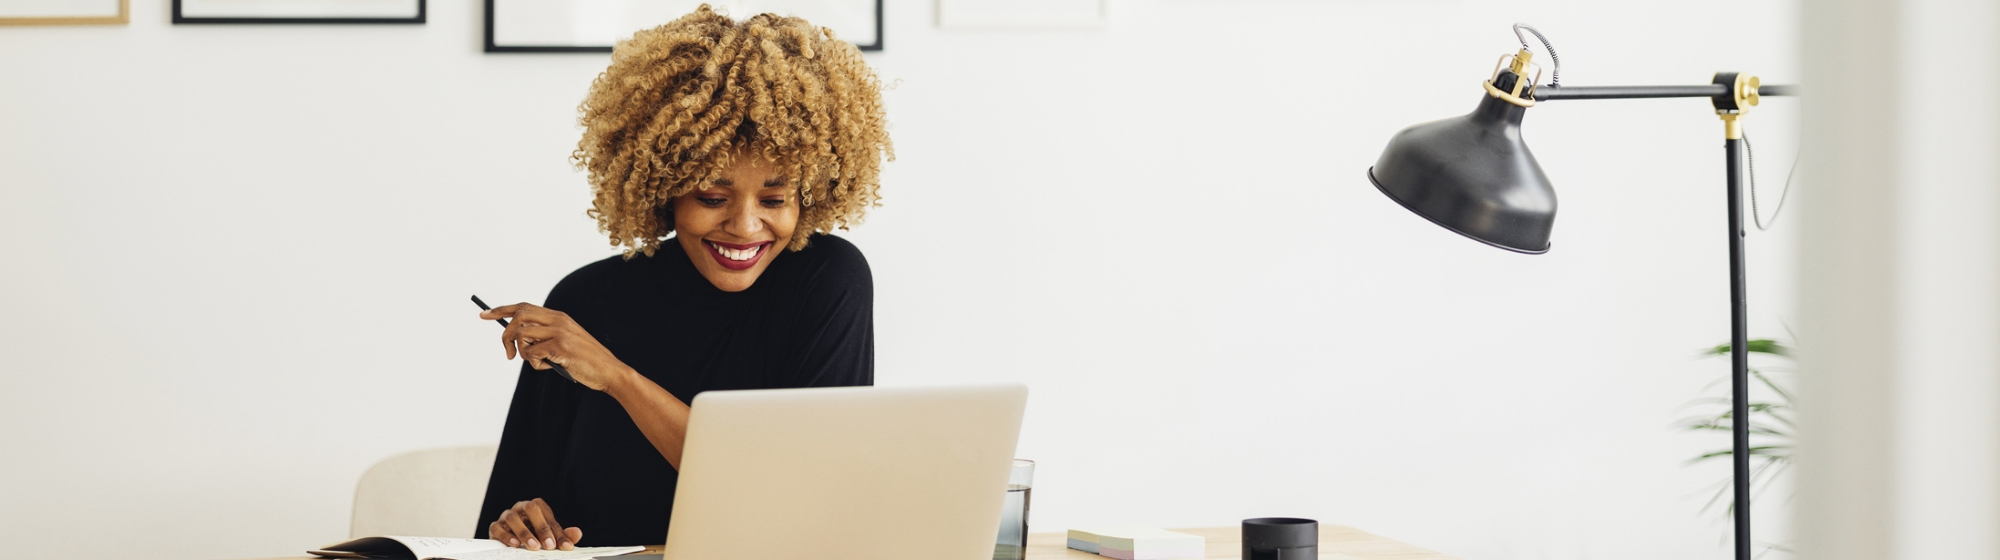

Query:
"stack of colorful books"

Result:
[[1066, 527, 1205, 560]]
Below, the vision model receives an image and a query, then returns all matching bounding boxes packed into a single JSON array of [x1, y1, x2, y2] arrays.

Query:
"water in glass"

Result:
[[993, 460, 1034, 560]]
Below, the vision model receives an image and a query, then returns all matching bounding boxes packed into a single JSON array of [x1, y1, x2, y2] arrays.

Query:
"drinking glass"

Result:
[[992, 459, 1035, 560]]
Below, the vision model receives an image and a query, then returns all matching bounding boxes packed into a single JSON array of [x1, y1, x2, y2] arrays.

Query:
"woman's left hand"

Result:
[[480, 303, 629, 392]]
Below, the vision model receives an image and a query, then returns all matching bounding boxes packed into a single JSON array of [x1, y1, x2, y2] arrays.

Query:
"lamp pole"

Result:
[[1367, 47, 1796, 560], [1725, 113, 1756, 560], [1534, 76, 1792, 560]]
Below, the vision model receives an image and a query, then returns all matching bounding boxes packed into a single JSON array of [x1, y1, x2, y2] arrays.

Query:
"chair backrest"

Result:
[[350, 445, 499, 538]]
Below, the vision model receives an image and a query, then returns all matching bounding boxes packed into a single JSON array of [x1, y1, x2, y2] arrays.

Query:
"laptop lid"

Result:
[[662, 384, 1028, 560]]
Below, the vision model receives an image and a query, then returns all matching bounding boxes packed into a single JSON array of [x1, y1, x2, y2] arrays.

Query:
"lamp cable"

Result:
[[1743, 132, 1797, 231], [1512, 23, 1561, 87]]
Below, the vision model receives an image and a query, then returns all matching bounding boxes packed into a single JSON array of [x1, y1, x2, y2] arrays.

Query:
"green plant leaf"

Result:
[[1702, 338, 1794, 358], [1754, 369, 1796, 402], [1689, 336, 1799, 548], [1687, 445, 1792, 464]]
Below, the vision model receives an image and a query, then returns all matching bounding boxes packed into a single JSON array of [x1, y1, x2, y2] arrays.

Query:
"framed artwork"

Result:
[[0, 0, 127, 25], [486, 0, 881, 53], [172, 0, 424, 24]]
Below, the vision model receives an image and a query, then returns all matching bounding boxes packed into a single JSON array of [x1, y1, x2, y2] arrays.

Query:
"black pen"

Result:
[[472, 295, 579, 384]]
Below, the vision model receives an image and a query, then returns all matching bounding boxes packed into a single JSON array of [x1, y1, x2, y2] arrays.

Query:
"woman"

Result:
[[472, 7, 892, 550]]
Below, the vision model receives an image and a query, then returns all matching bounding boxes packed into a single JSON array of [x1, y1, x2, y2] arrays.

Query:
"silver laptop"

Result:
[[660, 384, 1029, 560]]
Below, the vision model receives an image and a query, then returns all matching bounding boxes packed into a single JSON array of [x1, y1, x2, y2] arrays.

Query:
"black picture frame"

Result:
[[172, 0, 425, 23], [484, 0, 881, 53]]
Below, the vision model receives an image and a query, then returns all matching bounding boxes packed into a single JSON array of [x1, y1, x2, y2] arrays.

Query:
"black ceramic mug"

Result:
[[1242, 517, 1317, 560]]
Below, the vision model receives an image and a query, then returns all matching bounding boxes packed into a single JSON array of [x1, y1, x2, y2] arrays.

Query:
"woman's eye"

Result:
[[760, 198, 787, 208], [697, 197, 726, 207]]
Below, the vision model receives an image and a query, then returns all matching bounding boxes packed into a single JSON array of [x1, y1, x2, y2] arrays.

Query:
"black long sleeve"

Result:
[[776, 239, 874, 389], [474, 234, 874, 545]]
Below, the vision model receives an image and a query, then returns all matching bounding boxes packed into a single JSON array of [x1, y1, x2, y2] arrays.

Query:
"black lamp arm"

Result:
[[1534, 83, 1798, 101], [1530, 76, 1798, 560], [1508, 71, 1798, 560]]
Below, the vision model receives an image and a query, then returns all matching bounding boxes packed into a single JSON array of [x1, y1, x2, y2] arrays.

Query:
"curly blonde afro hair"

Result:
[[573, 5, 893, 256]]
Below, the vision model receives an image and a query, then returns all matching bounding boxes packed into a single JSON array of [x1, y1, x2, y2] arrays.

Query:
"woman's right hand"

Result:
[[480, 302, 635, 393], [489, 498, 582, 550]]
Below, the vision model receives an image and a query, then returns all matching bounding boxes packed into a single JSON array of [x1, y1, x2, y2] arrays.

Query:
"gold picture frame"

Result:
[[0, 0, 129, 25]]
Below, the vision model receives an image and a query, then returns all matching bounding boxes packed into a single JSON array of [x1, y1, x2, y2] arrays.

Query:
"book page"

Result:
[[309, 535, 638, 560], [385, 536, 509, 559], [446, 545, 646, 560]]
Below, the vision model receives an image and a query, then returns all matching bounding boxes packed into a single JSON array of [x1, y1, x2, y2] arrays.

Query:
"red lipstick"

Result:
[[703, 239, 769, 271]]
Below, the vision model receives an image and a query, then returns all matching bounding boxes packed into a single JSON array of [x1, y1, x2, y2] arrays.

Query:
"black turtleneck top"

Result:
[[474, 234, 874, 545]]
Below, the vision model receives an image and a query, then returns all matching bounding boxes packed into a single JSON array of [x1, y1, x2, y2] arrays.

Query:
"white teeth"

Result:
[[710, 242, 759, 261]]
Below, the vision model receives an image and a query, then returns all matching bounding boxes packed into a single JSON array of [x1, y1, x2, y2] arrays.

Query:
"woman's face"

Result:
[[673, 156, 800, 292]]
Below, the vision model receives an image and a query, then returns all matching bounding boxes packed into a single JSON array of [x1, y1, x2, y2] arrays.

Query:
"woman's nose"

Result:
[[724, 200, 763, 235]]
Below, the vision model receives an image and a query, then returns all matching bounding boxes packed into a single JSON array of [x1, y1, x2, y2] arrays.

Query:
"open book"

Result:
[[310, 536, 644, 560]]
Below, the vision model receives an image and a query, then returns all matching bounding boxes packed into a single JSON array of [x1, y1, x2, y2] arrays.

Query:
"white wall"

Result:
[[1796, 0, 2000, 559], [0, 1, 1801, 559]]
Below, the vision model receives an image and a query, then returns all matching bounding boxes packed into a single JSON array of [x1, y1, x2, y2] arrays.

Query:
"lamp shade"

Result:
[[1368, 72, 1557, 254]]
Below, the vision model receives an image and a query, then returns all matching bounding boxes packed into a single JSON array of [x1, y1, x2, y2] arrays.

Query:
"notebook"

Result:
[[309, 536, 643, 560], [1067, 527, 1205, 560]]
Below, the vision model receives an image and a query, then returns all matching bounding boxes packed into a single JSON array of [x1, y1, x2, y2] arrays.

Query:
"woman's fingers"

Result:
[[513, 323, 561, 341], [493, 303, 567, 328], [531, 498, 569, 550], [489, 521, 517, 547], [516, 500, 543, 549], [486, 305, 518, 358], [500, 318, 517, 360], [501, 321, 554, 362], [480, 303, 532, 321], [483, 303, 582, 370], [500, 508, 537, 549], [519, 339, 557, 370], [489, 303, 536, 360], [519, 499, 559, 550], [491, 498, 575, 549], [500, 317, 528, 360], [481, 303, 608, 389], [515, 324, 571, 373], [495, 305, 570, 363], [508, 305, 569, 327]]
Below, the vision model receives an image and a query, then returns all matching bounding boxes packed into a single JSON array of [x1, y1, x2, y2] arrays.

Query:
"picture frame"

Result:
[[485, 0, 881, 54], [172, 0, 425, 24], [0, 0, 127, 25]]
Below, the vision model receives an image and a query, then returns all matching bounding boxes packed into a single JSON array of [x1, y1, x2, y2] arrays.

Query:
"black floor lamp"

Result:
[[1366, 25, 1796, 560]]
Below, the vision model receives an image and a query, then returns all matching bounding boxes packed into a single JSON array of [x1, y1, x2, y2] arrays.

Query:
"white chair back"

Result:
[[350, 445, 499, 538]]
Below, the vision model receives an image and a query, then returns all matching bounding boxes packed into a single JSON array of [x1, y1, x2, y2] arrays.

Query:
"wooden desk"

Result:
[[1026, 526, 1457, 560], [243, 525, 1454, 560]]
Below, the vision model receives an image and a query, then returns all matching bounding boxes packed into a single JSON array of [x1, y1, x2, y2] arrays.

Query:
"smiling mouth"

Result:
[[704, 240, 770, 271]]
